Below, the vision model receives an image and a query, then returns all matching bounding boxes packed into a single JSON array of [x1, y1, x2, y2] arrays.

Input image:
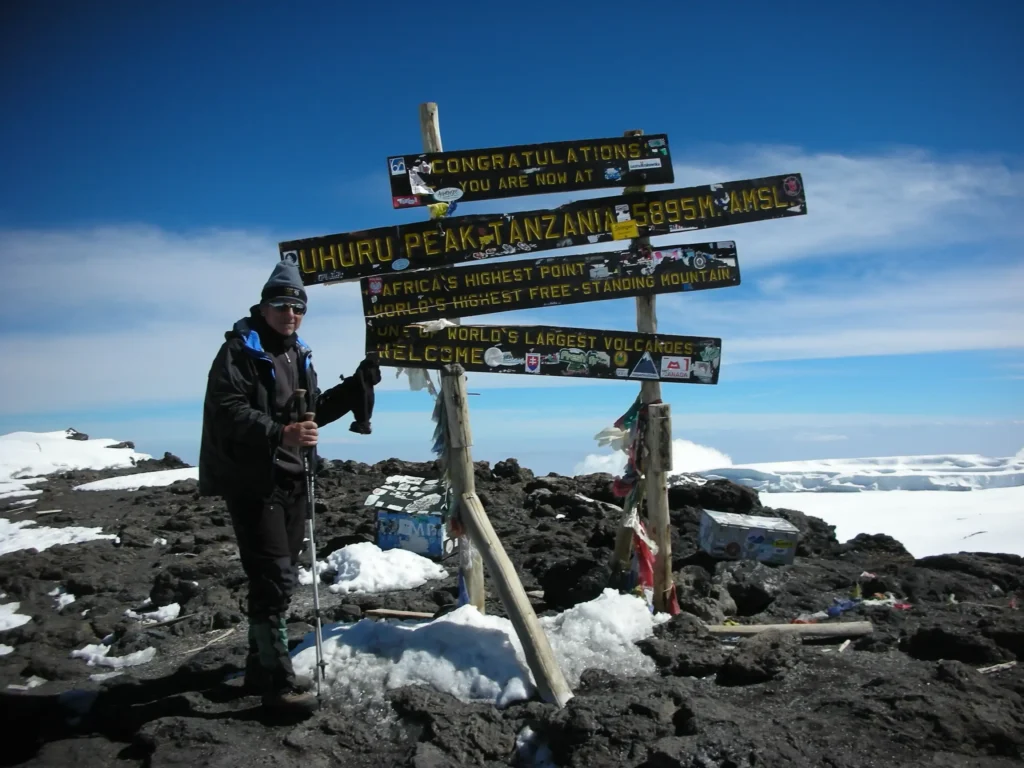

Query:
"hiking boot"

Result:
[[262, 682, 318, 715], [249, 617, 318, 714], [243, 651, 314, 694]]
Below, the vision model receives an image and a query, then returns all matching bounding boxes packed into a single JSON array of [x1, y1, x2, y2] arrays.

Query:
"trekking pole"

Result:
[[293, 389, 326, 701]]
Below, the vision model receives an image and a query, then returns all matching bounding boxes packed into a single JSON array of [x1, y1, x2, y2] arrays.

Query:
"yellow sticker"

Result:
[[611, 220, 639, 240], [774, 539, 793, 548]]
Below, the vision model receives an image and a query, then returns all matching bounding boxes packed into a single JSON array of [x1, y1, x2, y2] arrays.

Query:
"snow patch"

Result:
[[73, 467, 197, 492], [125, 603, 180, 624], [48, 586, 76, 611], [0, 644, 13, 656], [292, 589, 667, 708], [319, 542, 448, 594], [764, 486, 1024, 558], [0, 430, 150, 483], [70, 643, 157, 668], [0, 517, 117, 556], [0, 602, 32, 631], [694, 453, 1024, 493]]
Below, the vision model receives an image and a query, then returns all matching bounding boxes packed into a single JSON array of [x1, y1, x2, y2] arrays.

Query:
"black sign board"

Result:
[[366, 322, 722, 385], [279, 173, 806, 285], [362, 241, 740, 324], [386, 134, 673, 209]]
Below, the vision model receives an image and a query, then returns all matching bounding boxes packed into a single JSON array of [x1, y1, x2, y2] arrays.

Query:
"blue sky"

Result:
[[1, 1, 1022, 474]]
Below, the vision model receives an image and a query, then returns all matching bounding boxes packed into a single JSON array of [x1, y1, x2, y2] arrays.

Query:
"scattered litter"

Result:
[[794, 593, 912, 624], [89, 670, 124, 682], [978, 661, 1017, 675], [838, 639, 852, 653], [175, 627, 236, 657]]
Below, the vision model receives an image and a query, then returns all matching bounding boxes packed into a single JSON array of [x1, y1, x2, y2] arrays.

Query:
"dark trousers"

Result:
[[226, 472, 307, 624]]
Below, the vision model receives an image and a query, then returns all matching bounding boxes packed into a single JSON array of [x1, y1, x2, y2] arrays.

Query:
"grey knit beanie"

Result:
[[261, 261, 307, 310]]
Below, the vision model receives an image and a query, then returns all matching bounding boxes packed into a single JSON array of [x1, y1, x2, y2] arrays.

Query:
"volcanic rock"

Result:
[[1, 451, 1023, 768]]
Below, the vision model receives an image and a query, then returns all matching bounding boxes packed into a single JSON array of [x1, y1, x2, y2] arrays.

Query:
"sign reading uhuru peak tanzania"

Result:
[[361, 241, 741, 324], [386, 134, 673, 208], [365, 321, 723, 385], [279, 173, 806, 285]]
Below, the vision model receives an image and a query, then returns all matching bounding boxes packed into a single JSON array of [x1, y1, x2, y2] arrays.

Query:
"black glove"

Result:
[[348, 355, 380, 434]]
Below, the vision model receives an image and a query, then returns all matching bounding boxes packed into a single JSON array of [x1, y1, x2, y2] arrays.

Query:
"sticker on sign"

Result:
[[628, 158, 663, 171], [433, 188, 463, 203], [661, 355, 691, 379]]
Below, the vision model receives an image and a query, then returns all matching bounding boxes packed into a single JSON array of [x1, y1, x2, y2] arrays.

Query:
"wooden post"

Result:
[[646, 402, 674, 612], [418, 102, 482, 610], [705, 621, 873, 639], [419, 102, 442, 153], [441, 365, 486, 613], [610, 129, 676, 614], [442, 365, 573, 707]]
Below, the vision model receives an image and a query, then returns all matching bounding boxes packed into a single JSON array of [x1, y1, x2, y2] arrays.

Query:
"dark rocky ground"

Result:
[[1, 438, 1022, 767]]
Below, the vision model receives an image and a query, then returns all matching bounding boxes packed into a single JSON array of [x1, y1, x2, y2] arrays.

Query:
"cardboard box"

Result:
[[365, 474, 447, 559], [698, 509, 800, 565], [375, 510, 446, 558]]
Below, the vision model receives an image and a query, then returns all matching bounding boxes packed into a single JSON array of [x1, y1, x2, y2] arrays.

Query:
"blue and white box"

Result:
[[365, 475, 447, 559], [698, 509, 800, 565]]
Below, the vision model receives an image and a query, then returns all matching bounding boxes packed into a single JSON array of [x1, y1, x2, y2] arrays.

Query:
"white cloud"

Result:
[[574, 438, 733, 477], [794, 433, 849, 442], [662, 145, 1024, 268], [659, 261, 1024, 364], [2, 144, 1022, 415]]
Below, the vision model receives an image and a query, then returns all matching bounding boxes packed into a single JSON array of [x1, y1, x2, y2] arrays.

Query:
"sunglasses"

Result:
[[269, 302, 306, 315]]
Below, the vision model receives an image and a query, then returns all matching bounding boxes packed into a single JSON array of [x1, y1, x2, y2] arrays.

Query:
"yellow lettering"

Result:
[[562, 213, 577, 236], [632, 201, 648, 227], [422, 230, 441, 256], [403, 232, 423, 258]]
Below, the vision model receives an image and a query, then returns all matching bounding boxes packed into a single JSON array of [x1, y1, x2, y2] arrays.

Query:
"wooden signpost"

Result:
[[278, 101, 809, 709], [362, 240, 740, 324], [386, 133, 674, 208], [279, 171, 805, 285], [367, 322, 723, 385]]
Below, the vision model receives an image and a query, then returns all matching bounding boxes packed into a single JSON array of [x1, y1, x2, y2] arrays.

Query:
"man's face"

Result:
[[261, 301, 306, 336]]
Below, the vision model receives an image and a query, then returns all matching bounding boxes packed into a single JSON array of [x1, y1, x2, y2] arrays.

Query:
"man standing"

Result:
[[199, 261, 380, 715]]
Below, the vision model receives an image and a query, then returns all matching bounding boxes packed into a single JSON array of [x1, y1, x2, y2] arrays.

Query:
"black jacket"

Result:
[[198, 307, 379, 499]]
